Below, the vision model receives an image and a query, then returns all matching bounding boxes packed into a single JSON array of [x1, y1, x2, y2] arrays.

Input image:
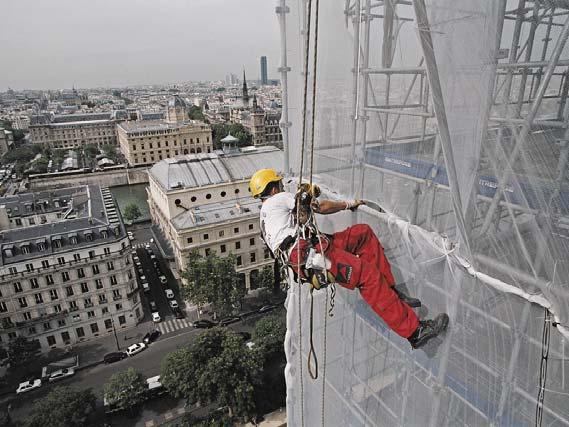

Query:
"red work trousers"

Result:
[[289, 224, 419, 338]]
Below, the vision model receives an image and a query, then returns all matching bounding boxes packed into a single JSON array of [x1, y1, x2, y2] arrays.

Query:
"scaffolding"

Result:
[[278, 1, 569, 426]]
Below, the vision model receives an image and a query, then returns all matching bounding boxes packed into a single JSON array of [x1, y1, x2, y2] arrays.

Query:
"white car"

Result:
[[16, 379, 42, 394], [126, 342, 147, 356], [142, 282, 150, 292], [49, 368, 75, 383], [152, 312, 161, 323], [159, 275, 167, 285], [169, 300, 178, 309], [145, 243, 152, 250], [165, 289, 174, 299], [127, 231, 135, 241]]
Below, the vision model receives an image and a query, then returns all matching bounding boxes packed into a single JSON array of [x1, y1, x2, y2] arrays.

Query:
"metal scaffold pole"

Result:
[[276, 0, 292, 175]]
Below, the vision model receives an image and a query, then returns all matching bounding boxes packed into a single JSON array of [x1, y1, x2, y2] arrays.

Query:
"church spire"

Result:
[[242, 69, 250, 107]]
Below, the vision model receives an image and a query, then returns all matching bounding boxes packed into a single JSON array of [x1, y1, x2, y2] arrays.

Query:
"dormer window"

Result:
[[51, 236, 62, 248], [20, 243, 31, 254], [100, 228, 108, 239], [3, 244, 14, 258], [68, 233, 78, 245], [113, 226, 120, 237], [84, 231, 93, 242], [36, 239, 47, 252]]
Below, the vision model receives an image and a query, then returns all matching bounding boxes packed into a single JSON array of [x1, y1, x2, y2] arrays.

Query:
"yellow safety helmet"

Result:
[[249, 168, 283, 198]]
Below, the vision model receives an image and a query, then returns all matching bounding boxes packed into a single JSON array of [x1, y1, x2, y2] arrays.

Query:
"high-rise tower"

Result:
[[242, 69, 250, 107], [260, 56, 268, 85]]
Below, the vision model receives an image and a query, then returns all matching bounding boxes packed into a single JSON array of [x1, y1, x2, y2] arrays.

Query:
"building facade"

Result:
[[0, 185, 143, 352], [147, 146, 283, 290], [117, 97, 213, 166], [0, 128, 14, 157], [29, 112, 118, 149]]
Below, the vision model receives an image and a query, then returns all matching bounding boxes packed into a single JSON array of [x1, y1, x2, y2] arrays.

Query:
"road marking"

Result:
[[162, 322, 171, 333], [177, 407, 185, 415], [164, 411, 173, 420], [145, 420, 155, 427], [181, 319, 189, 328], [157, 317, 193, 335]]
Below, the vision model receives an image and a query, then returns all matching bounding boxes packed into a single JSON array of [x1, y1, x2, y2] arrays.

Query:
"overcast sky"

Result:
[[1, 0, 280, 90]]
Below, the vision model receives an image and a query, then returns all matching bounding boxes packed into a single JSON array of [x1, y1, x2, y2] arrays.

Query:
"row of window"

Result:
[[5, 245, 125, 276], [0, 287, 124, 312], [0, 275, 127, 310], [186, 223, 254, 244], [2, 314, 129, 346], [132, 136, 210, 151], [132, 147, 212, 163]]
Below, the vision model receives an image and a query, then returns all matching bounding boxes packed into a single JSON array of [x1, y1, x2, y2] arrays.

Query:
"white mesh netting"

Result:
[[279, 1, 569, 425]]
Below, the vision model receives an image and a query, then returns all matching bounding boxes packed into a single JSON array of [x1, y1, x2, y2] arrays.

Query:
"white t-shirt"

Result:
[[260, 191, 296, 253]]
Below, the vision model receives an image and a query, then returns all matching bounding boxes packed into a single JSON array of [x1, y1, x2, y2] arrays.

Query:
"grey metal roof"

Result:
[[171, 197, 261, 231], [149, 146, 283, 192], [0, 185, 126, 266]]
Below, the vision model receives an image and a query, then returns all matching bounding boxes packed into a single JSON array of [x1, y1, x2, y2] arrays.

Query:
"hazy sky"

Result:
[[1, 0, 280, 90]]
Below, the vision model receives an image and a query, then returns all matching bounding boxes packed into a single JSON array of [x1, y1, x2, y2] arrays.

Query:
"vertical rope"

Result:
[[535, 308, 551, 426], [309, 0, 320, 186], [297, 2, 313, 426]]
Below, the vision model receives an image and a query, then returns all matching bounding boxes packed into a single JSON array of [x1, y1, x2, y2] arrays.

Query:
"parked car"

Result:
[[142, 282, 150, 292], [149, 300, 157, 311], [16, 379, 42, 394], [127, 232, 134, 241], [49, 368, 75, 383], [143, 330, 161, 344], [159, 275, 167, 285], [139, 275, 147, 282], [219, 316, 240, 327], [165, 289, 174, 299], [152, 312, 161, 323], [146, 375, 165, 397], [192, 319, 217, 329], [259, 304, 278, 314], [103, 352, 127, 364], [145, 243, 152, 250], [126, 343, 147, 357], [169, 300, 179, 309]]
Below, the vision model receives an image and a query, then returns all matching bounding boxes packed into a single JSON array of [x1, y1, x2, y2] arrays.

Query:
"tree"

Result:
[[161, 328, 261, 420], [122, 203, 142, 223], [214, 87, 226, 92], [25, 387, 96, 427], [8, 336, 40, 370], [211, 123, 252, 149], [252, 314, 286, 358], [101, 144, 118, 161], [83, 144, 99, 159], [181, 250, 246, 318], [103, 368, 147, 414], [188, 105, 205, 121]]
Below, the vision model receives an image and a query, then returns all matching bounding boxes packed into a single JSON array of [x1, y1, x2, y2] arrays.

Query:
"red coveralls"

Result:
[[289, 224, 419, 338]]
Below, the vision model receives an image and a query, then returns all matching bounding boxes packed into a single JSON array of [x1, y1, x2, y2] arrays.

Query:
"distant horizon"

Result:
[[2, 77, 280, 93], [1, 0, 280, 91]]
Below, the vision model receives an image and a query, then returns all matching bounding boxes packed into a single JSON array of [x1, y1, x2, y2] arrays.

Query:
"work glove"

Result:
[[346, 199, 366, 211], [298, 183, 321, 198]]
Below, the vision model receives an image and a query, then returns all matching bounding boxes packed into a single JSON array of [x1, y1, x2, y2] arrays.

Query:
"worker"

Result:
[[249, 168, 449, 349]]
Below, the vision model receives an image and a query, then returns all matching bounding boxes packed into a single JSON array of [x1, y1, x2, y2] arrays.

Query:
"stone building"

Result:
[[29, 112, 118, 149], [0, 128, 14, 157], [0, 185, 142, 351], [147, 146, 283, 290], [117, 97, 213, 166]]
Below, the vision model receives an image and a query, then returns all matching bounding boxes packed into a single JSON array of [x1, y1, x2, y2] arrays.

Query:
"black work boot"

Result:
[[408, 313, 449, 349], [394, 286, 421, 308]]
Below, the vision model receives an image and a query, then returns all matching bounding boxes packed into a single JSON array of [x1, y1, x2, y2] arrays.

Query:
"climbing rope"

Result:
[[296, 0, 314, 425], [535, 307, 551, 427]]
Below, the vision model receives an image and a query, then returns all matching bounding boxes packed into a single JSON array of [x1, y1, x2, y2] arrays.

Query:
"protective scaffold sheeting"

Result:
[[279, 0, 569, 426]]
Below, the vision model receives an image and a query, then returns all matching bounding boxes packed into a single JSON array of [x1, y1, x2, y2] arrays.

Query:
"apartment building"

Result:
[[117, 97, 213, 166], [147, 146, 283, 290], [0, 128, 14, 157], [29, 112, 118, 149], [0, 185, 143, 352]]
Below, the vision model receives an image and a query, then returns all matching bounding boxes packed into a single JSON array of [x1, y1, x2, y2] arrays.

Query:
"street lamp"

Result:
[[110, 316, 120, 351]]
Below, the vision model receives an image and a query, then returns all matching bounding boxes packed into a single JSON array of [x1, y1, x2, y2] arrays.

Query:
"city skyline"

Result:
[[1, 0, 280, 91]]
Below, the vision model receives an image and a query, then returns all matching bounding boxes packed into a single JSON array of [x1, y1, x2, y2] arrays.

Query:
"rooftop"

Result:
[[149, 146, 283, 192], [0, 185, 125, 266], [117, 119, 208, 134], [171, 197, 261, 231]]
